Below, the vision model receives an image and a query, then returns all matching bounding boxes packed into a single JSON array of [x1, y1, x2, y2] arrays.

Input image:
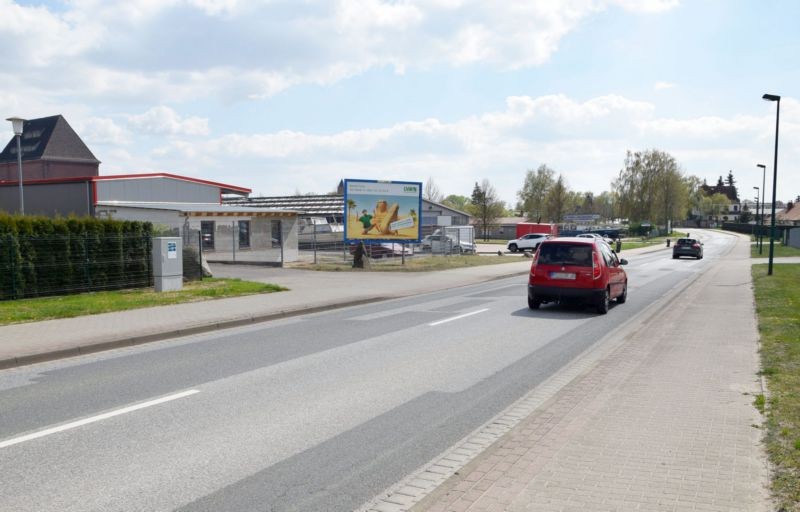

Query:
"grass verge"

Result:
[[0, 278, 287, 325], [752, 263, 800, 509], [751, 242, 800, 258], [617, 236, 670, 251], [288, 254, 528, 272]]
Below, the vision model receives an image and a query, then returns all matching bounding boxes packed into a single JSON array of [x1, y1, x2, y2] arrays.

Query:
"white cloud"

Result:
[[654, 81, 676, 90], [77, 117, 132, 146], [133, 92, 796, 206], [0, 0, 681, 104], [609, 0, 681, 13], [128, 106, 210, 136]]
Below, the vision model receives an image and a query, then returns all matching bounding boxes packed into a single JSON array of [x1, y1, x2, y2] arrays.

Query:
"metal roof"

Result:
[[225, 195, 472, 219], [224, 195, 345, 215], [95, 201, 299, 216]]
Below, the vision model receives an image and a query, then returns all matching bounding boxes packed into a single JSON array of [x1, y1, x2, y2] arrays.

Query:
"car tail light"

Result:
[[592, 251, 602, 280], [692, 243, 700, 249]]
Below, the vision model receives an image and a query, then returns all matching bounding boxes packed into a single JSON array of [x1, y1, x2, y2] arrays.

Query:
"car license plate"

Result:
[[550, 272, 576, 280]]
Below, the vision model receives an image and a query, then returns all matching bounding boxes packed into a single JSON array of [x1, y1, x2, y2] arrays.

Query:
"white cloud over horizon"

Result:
[[2, 0, 798, 207]]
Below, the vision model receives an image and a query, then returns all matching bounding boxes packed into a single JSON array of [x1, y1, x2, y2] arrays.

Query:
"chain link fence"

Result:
[[0, 233, 152, 301]]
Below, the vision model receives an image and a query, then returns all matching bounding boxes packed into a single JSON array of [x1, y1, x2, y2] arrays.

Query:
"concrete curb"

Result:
[[0, 297, 384, 370]]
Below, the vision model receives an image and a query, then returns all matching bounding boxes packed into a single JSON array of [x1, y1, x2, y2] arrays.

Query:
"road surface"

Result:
[[0, 231, 736, 511]]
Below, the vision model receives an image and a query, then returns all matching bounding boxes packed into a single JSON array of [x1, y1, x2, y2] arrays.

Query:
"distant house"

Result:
[[777, 202, 800, 226], [470, 216, 526, 240], [699, 179, 742, 223]]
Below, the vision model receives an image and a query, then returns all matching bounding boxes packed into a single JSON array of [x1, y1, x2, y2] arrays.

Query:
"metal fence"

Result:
[[0, 233, 152, 301]]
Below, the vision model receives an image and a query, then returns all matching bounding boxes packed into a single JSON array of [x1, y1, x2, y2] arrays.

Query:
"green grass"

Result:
[[752, 263, 800, 509], [751, 242, 800, 258], [0, 278, 287, 325], [289, 254, 528, 272], [617, 236, 671, 251]]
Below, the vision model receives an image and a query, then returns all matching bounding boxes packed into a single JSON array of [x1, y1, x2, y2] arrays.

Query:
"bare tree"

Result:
[[424, 177, 444, 203], [469, 179, 505, 241]]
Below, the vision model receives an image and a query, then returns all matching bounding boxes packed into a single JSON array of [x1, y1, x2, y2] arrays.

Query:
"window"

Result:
[[238, 220, 250, 248], [201, 221, 215, 250]]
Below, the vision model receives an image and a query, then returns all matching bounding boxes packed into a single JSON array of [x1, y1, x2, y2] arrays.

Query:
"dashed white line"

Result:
[[428, 308, 489, 327], [0, 389, 200, 449]]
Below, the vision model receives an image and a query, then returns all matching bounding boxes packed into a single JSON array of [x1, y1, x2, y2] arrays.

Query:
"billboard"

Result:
[[344, 179, 422, 242]]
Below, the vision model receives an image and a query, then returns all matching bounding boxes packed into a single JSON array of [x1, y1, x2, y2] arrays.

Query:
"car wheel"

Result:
[[508, 244, 518, 253], [597, 288, 610, 314], [617, 282, 627, 304], [528, 297, 540, 310], [672, 255, 678, 259]]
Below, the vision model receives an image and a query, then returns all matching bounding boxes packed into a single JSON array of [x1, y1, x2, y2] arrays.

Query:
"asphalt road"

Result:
[[0, 231, 736, 512]]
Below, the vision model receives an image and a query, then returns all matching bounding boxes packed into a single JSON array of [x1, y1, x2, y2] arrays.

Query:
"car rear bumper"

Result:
[[528, 284, 604, 303], [673, 249, 700, 257]]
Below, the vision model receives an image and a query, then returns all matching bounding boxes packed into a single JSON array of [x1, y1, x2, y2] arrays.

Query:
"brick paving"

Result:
[[413, 237, 771, 512]]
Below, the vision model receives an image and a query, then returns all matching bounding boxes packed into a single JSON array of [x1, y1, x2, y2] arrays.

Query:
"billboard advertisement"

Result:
[[344, 179, 422, 243]]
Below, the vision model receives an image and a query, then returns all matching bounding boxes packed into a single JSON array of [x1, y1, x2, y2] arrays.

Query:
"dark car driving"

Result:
[[672, 238, 703, 259]]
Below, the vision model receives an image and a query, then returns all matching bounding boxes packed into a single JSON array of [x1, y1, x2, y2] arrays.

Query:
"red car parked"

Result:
[[528, 237, 628, 314]]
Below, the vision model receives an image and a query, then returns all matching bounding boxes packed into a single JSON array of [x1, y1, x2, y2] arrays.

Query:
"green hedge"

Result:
[[0, 215, 153, 300]]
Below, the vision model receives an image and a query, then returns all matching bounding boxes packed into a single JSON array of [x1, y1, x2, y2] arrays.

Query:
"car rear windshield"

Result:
[[538, 243, 593, 267], [677, 239, 696, 245]]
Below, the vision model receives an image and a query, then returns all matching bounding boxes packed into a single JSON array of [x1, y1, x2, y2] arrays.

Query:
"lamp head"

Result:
[[6, 117, 24, 136], [762, 93, 780, 102], [757, 164, 766, 170]]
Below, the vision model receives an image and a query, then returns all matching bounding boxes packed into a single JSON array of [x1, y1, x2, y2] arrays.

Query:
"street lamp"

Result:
[[753, 187, 759, 239], [762, 93, 780, 275], [6, 117, 25, 215], [757, 163, 766, 253]]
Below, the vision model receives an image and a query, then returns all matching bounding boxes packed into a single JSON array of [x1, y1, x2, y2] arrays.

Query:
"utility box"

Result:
[[152, 237, 183, 292]]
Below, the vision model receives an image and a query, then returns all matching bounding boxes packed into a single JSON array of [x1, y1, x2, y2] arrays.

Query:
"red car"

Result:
[[528, 237, 628, 314]]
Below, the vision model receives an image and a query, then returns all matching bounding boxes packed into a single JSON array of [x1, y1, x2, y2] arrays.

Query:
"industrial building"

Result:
[[1, 115, 300, 264]]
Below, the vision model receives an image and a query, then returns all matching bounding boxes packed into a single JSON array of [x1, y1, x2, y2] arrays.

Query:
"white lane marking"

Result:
[[0, 389, 200, 449], [428, 308, 489, 327]]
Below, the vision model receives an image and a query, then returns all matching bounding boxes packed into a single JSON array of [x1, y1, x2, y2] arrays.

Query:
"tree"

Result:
[[442, 194, 469, 212], [544, 174, 570, 223], [700, 192, 731, 221], [725, 170, 736, 187], [346, 199, 356, 221], [613, 149, 689, 227], [738, 210, 753, 224], [424, 177, 444, 203], [517, 164, 555, 221], [468, 179, 505, 241]]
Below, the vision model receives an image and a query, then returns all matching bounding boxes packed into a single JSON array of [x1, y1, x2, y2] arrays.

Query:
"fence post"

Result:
[[84, 232, 91, 290], [231, 221, 236, 263], [198, 231, 203, 281]]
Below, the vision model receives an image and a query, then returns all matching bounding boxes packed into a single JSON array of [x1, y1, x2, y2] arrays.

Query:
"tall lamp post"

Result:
[[757, 163, 766, 253], [6, 117, 25, 215], [753, 187, 759, 240], [762, 93, 780, 276]]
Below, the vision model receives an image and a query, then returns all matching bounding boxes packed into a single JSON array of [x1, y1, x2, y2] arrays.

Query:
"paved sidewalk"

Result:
[[409, 235, 771, 511]]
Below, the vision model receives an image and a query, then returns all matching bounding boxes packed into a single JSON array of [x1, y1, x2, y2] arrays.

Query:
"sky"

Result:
[[1, 0, 798, 208]]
